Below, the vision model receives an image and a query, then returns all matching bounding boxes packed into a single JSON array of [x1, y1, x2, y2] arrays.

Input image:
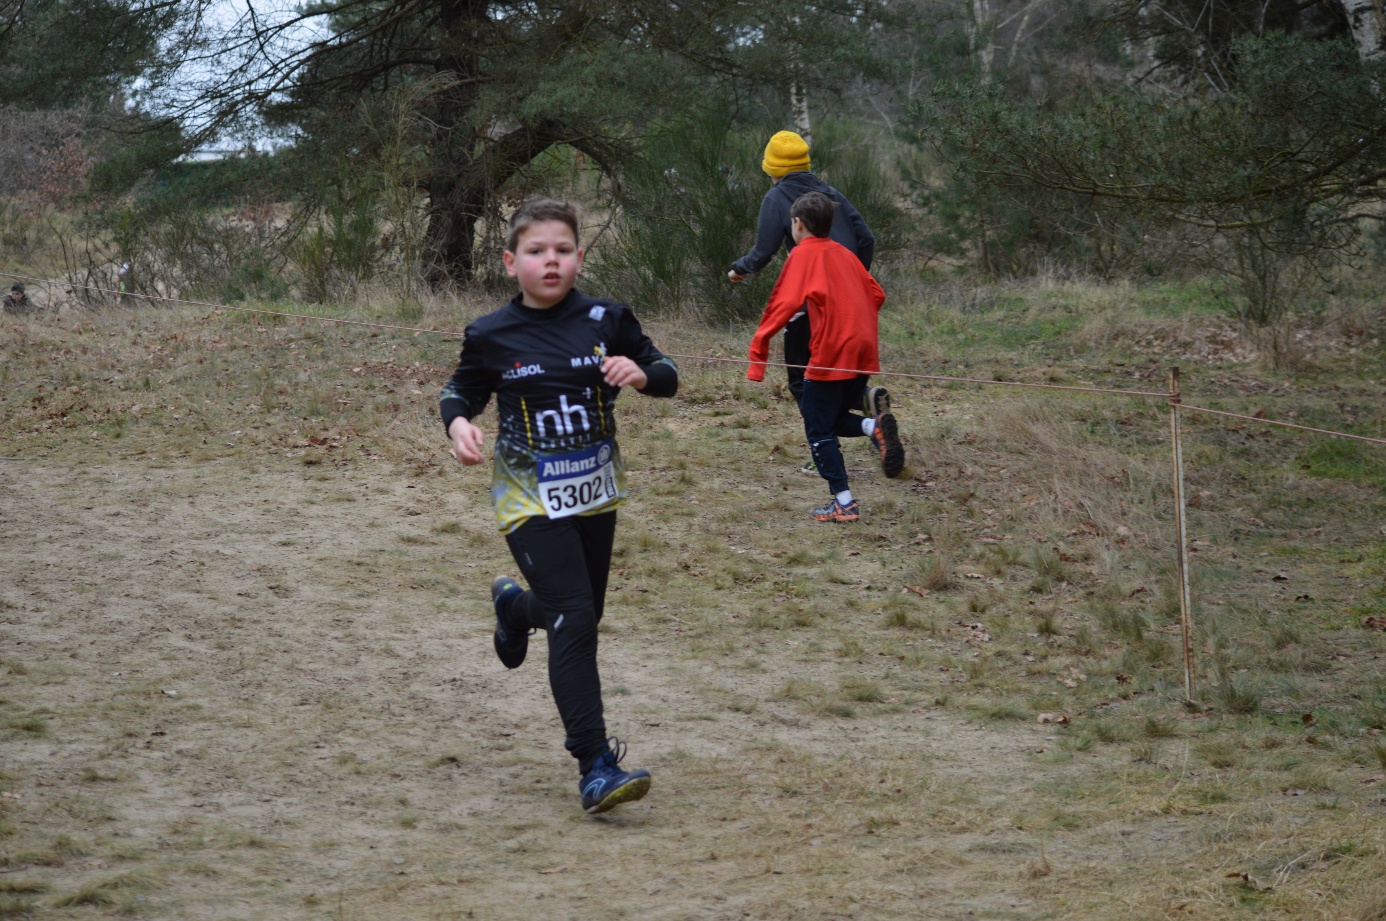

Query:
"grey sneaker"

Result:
[[864, 385, 891, 418], [798, 458, 818, 475]]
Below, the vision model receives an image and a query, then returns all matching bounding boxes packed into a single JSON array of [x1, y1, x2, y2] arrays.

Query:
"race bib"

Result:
[[536, 439, 618, 519]]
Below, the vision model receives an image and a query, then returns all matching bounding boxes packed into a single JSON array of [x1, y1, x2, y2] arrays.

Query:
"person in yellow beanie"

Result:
[[761, 130, 812, 177], [728, 130, 879, 473]]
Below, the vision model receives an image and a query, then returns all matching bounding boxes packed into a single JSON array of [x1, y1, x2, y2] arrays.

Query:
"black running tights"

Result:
[[502, 511, 616, 774], [800, 375, 870, 495], [784, 312, 810, 406]]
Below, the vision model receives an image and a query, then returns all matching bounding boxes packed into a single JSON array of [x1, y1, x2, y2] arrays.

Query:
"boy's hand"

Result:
[[447, 417, 486, 465], [602, 355, 647, 391], [727, 270, 746, 283]]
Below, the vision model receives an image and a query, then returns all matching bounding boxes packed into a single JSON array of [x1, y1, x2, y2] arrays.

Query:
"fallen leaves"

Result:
[[1037, 713, 1070, 726], [1225, 871, 1272, 892], [1059, 667, 1087, 689], [1364, 616, 1386, 631], [955, 621, 991, 643]]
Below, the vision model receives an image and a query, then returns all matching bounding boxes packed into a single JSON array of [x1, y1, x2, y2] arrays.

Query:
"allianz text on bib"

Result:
[[537, 439, 617, 518]]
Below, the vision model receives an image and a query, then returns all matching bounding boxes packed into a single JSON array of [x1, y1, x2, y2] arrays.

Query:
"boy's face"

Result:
[[503, 220, 583, 309]]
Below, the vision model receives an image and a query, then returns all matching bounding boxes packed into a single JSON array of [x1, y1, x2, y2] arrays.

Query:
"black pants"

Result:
[[502, 511, 615, 774], [800, 375, 870, 495], [784, 313, 811, 406]]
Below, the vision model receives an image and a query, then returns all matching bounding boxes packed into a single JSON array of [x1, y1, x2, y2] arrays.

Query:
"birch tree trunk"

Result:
[[790, 80, 811, 145], [966, 0, 995, 83], [789, 11, 811, 145], [1342, 0, 1386, 60]]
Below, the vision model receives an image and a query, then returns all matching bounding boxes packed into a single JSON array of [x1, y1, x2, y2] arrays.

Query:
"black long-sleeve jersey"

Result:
[[440, 288, 678, 533]]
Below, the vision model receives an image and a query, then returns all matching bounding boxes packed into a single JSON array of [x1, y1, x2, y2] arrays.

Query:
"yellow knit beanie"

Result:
[[762, 130, 811, 178]]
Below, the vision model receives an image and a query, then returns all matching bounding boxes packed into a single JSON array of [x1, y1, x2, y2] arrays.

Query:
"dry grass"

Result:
[[1, 280, 1384, 919]]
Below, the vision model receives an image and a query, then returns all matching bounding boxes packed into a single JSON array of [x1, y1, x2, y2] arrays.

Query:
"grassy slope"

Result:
[[1, 280, 1385, 919]]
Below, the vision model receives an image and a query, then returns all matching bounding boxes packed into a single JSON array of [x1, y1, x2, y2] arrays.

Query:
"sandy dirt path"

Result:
[[2, 455, 1193, 919]]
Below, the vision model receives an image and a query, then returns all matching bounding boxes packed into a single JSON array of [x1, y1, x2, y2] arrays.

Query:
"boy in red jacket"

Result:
[[747, 191, 906, 523]]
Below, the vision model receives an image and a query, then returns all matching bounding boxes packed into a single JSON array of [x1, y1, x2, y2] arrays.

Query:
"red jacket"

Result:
[[747, 236, 886, 382]]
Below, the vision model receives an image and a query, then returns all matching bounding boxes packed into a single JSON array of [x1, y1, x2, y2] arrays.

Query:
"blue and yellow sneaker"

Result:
[[579, 738, 652, 815], [491, 575, 528, 669]]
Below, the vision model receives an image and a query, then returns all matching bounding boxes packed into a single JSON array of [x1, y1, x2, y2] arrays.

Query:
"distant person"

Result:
[[746, 191, 905, 523], [4, 283, 35, 315], [729, 131, 885, 474], [440, 198, 679, 815]]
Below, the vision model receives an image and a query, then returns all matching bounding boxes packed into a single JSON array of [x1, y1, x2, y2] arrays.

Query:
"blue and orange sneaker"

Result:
[[810, 497, 860, 523], [579, 738, 652, 815], [491, 575, 529, 669]]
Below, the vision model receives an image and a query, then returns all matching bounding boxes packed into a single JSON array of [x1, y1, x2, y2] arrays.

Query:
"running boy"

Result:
[[746, 191, 904, 523], [440, 198, 679, 814]]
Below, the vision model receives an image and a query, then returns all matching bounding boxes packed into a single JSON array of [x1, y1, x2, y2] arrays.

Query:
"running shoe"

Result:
[[809, 497, 860, 522], [579, 738, 652, 814], [491, 575, 528, 669], [871, 412, 906, 479], [798, 458, 818, 476], [864, 385, 891, 418]]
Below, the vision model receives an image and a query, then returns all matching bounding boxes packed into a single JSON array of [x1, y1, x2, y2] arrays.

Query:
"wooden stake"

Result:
[[1169, 367, 1196, 702]]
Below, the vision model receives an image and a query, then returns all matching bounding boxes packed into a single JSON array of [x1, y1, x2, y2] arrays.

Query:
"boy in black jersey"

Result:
[[440, 198, 679, 815]]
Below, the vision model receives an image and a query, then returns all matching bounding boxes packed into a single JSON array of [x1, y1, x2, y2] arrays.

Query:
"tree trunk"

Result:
[[790, 80, 811, 146], [966, 0, 994, 84], [423, 0, 488, 286], [423, 174, 485, 286], [426, 118, 593, 286], [1342, 0, 1386, 60]]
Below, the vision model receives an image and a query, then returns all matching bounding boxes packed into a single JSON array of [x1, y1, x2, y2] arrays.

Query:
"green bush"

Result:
[[291, 193, 380, 303], [88, 199, 290, 305], [586, 108, 771, 321], [807, 120, 908, 266]]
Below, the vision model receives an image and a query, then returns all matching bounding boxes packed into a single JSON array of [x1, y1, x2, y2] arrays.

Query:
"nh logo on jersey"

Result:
[[535, 394, 591, 437], [503, 361, 544, 380], [570, 342, 608, 368]]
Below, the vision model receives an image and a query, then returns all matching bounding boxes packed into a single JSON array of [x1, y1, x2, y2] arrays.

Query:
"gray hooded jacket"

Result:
[[730, 171, 875, 277]]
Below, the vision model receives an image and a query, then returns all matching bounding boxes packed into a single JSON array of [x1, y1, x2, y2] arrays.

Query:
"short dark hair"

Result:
[[506, 199, 581, 252], [790, 191, 835, 238], [10, 283, 23, 293]]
